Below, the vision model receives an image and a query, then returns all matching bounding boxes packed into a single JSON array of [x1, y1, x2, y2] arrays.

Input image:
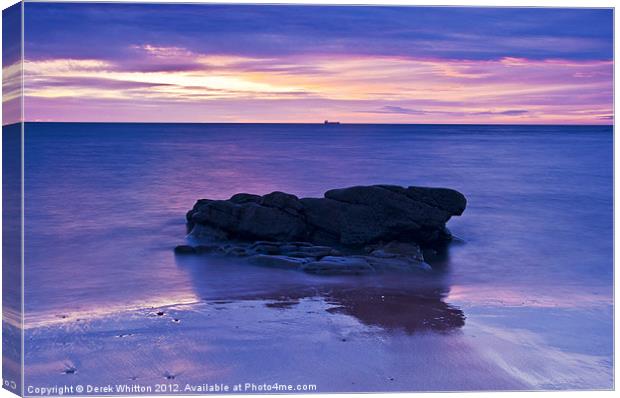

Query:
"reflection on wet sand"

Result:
[[174, 250, 465, 335], [323, 288, 465, 333]]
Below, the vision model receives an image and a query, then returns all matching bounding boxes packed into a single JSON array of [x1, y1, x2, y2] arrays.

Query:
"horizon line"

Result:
[[3, 121, 614, 127]]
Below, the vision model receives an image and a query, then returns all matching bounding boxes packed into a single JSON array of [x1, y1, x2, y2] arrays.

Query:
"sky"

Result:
[[2, 3, 614, 124]]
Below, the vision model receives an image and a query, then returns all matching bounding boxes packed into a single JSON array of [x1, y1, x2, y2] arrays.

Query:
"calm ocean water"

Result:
[[20, 122, 613, 389]]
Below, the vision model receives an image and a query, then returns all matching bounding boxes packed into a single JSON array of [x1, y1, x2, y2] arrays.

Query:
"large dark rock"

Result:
[[186, 185, 466, 247]]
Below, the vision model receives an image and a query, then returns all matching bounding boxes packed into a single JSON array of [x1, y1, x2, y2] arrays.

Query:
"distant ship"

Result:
[[324, 120, 340, 125]]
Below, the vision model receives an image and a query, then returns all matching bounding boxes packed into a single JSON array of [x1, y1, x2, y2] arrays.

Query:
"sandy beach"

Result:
[[24, 253, 612, 392]]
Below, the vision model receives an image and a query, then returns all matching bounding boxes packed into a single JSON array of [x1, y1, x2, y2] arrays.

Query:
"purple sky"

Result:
[[3, 3, 614, 124]]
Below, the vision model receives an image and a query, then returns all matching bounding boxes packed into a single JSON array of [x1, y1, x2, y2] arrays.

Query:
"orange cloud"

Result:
[[17, 45, 613, 124]]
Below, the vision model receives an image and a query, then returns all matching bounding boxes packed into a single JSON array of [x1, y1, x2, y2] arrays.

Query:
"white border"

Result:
[[0, 2, 616, 398]]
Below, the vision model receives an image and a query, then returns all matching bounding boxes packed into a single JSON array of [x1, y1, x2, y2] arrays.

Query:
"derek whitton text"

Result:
[[27, 382, 318, 395]]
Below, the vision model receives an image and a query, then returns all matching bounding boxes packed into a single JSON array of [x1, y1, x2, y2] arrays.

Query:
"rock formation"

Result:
[[177, 185, 466, 275], [186, 185, 466, 246]]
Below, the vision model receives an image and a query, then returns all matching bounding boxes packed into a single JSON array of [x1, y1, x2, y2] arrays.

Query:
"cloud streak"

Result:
[[10, 4, 614, 124], [24, 4, 613, 62], [360, 106, 530, 117]]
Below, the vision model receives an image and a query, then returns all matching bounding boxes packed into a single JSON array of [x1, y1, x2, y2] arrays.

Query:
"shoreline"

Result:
[[23, 291, 612, 392]]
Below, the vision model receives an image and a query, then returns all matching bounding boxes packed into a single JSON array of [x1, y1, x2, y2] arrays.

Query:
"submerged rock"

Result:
[[248, 254, 310, 270], [174, 244, 218, 254], [186, 185, 466, 246], [367, 241, 425, 262], [174, 245, 197, 254], [175, 238, 432, 275], [302, 256, 374, 275]]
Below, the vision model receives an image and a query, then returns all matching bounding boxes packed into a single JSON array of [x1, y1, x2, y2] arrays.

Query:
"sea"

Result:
[[12, 123, 615, 391]]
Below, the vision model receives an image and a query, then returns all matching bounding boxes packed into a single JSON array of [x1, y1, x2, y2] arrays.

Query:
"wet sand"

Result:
[[23, 255, 612, 393]]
